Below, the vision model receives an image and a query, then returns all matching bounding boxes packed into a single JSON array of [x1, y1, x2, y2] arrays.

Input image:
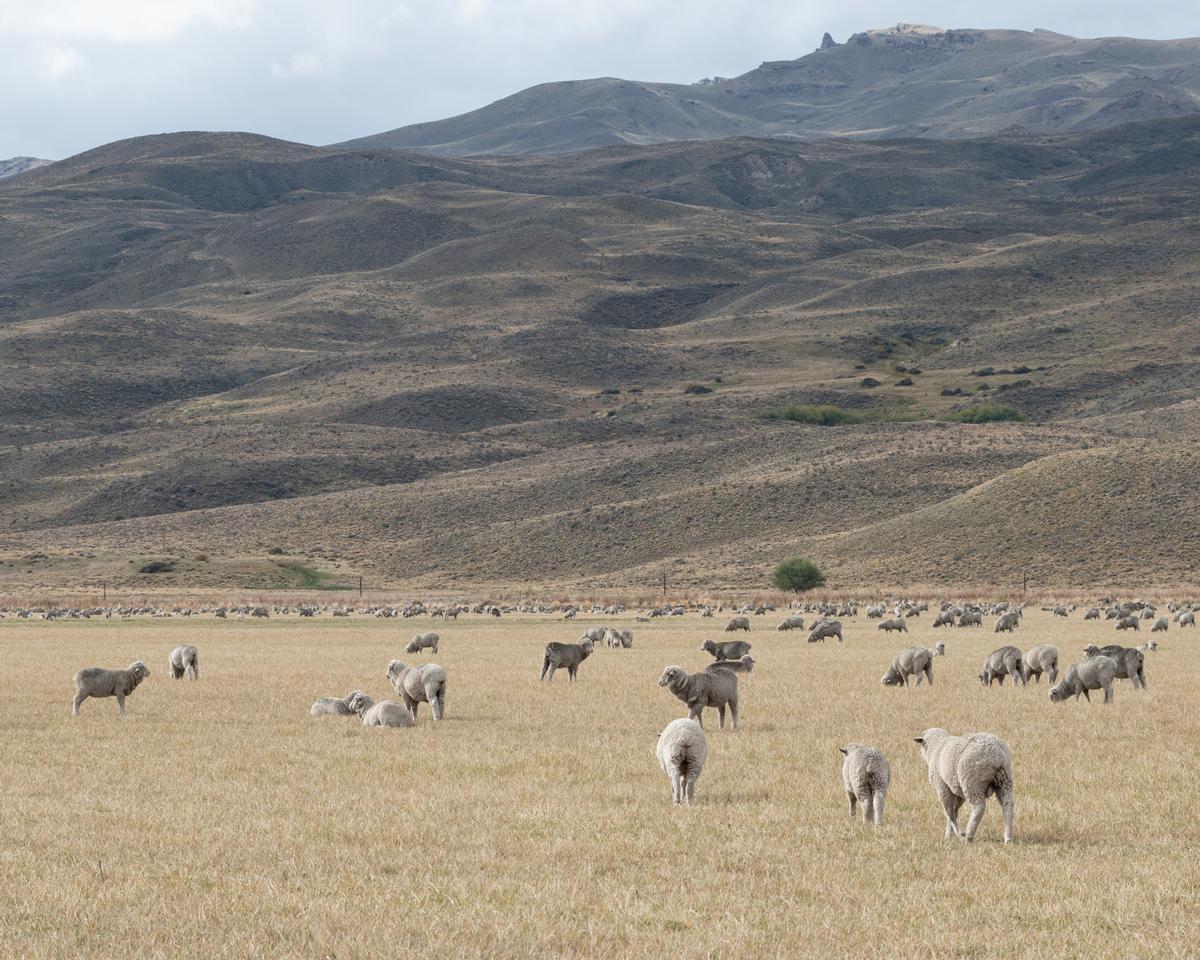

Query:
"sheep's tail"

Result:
[[987, 762, 1014, 799]]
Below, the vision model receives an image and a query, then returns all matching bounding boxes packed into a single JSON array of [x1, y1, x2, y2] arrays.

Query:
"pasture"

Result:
[[1, 609, 1196, 959]]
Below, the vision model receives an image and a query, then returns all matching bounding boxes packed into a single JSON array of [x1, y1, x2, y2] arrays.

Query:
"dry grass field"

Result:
[[2, 608, 1196, 959]]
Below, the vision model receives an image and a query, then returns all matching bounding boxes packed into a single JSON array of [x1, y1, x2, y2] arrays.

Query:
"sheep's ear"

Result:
[[838, 747, 847, 755], [913, 737, 924, 744]]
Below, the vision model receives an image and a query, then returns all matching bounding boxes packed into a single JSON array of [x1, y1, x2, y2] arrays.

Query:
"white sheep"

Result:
[[385, 660, 448, 721], [839, 743, 890, 826], [346, 691, 413, 728], [914, 728, 1014, 844], [310, 690, 366, 717], [169, 644, 200, 681], [72, 661, 150, 717], [655, 717, 708, 805]]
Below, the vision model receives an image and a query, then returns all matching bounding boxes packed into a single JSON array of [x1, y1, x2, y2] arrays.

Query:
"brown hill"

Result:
[[3, 119, 1200, 593]]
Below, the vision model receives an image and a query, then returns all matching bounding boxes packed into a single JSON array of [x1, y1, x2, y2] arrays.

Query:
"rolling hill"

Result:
[[339, 25, 1200, 156]]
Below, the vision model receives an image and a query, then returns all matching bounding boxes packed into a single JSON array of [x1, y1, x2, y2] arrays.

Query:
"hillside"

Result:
[[0, 157, 53, 181], [339, 25, 1200, 156], [3, 118, 1200, 593]]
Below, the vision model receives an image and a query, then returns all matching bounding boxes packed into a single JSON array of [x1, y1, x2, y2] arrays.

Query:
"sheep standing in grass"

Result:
[[1116, 616, 1140, 632], [914, 728, 1014, 844], [1021, 644, 1059, 684], [1150, 618, 1169, 633], [72, 661, 150, 717], [994, 612, 1020, 633], [169, 644, 200, 681], [957, 610, 982, 627], [701, 638, 751, 661], [658, 665, 739, 730], [878, 617, 908, 633], [1083, 644, 1147, 688], [979, 646, 1025, 687], [311, 690, 367, 717], [345, 691, 413, 728], [405, 632, 439, 654], [725, 617, 751, 633], [881, 647, 934, 687], [386, 660, 448, 721], [656, 718, 708, 805], [1049, 656, 1118, 704], [1180, 611, 1196, 628], [839, 744, 890, 826], [807, 619, 843, 643], [705, 655, 754, 674], [541, 639, 594, 681]]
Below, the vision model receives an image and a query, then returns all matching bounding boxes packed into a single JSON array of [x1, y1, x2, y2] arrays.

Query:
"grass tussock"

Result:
[[941, 403, 1025, 423]]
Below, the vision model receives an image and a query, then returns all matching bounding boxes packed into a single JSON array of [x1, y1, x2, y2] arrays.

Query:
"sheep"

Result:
[[1138, 640, 1159, 653], [1083, 644, 1147, 688], [1180, 611, 1196, 627], [1116, 616, 1140, 632], [839, 743, 890, 826], [700, 638, 751, 661], [1150, 618, 1169, 633], [541, 639, 594, 681], [881, 647, 934, 687], [657, 665, 738, 730], [705, 654, 754, 674], [72, 661, 150, 717], [777, 615, 806, 631], [1049, 656, 1118, 704], [656, 718, 708, 805], [877, 617, 908, 633], [932, 611, 956, 628], [1084, 607, 1101, 620], [310, 690, 367, 717], [724, 617, 751, 632], [405, 632, 439, 654], [345, 691, 413, 728], [933, 641, 946, 656], [807, 619, 843, 643], [979, 646, 1025, 687], [957, 610, 982, 627], [169, 644, 200, 681], [386, 660, 448, 721], [1021, 644, 1059, 684], [994, 611, 1020, 633], [914, 728, 1014, 844]]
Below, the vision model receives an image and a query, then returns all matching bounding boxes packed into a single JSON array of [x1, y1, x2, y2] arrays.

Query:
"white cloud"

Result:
[[35, 42, 88, 82], [0, 0, 260, 45], [270, 52, 325, 79]]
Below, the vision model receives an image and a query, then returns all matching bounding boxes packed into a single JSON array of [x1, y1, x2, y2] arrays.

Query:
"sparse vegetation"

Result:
[[757, 404, 864, 426], [137, 559, 176, 574], [942, 403, 1025, 423]]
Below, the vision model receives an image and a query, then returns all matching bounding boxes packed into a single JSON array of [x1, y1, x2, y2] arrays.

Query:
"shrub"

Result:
[[138, 560, 175, 574], [772, 557, 826, 594], [941, 403, 1024, 423], [683, 384, 713, 395], [267, 546, 286, 555], [757, 404, 864, 426]]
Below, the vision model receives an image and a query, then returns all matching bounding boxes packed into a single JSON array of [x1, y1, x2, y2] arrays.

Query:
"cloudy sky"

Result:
[[3, 0, 1196, 159]]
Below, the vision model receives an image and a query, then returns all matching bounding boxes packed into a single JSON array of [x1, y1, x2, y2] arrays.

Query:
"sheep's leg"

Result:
[[729, 700, 738, 731], [962, 796, 987, 842], [689, 705, 704, 729], [857, 790, 873, 824], [847, 792, 857, 819], [1103, 682, 1113, 704], [685, 770, 698, 804], [999, 785, 1015, 844], [716, 704, 726, 729], [116, 693, 126, 718], [1082, 689, 1090, 702], [539, 658, 549, 681], [71, 690, 85, 717], [872, 790, 886, 827], [938, 787, 962, 839], [925, 665, 934, 686]]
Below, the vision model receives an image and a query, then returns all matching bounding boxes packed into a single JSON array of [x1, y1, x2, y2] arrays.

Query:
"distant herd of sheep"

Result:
[[57, 592, 1195, 843]]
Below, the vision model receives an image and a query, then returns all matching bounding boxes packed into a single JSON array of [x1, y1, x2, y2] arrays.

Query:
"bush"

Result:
[[772, 557, 826, 594], [138, 560, 175, 574], [757, 404, 864, 426], [941, 403, 1024, 423], [267, 546, 286, 555]]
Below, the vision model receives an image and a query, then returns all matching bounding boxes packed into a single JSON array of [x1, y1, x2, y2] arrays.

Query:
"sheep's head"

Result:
[[934, 642, 945, 655], [912, 728, 946, 759], [700, 640, 715, 653], [1048, 680, 1069, 702], [839, 742, 863, 756], [579, 639, 594, 654], [129, 661, 150, 679], [386, 660, 406, 685], [1082, 644, 1099, 657], [345, 692, 373, 715], [658, 666, 684, 688], [880, 668, 903, 686]]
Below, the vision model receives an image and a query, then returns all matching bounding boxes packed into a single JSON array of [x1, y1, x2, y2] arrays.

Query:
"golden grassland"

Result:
[[2, 610, 1196, 959]]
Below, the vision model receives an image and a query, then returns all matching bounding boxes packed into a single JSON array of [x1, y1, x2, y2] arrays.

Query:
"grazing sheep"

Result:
[[807, 619, 844, 643], [1084, 607, 1101, 620], [881, 647, 934, 687], [1180, 611, 1196, 628], [72, 661, 151, 717], [541, 639, 594, 681], [656, 718, 708, 805], [169, 644, 200, 681], [1116, 616, 1140, 632], [386, 660, 448, 721], [839, 744, 890, 826], [700, 638, 752, 661], [345, 691, 413, 728], [1151, 618, 1169, 633], [957, 610, 982, 627], [777, 615, 806, 631], [310, 690, 367, 717], [657, 665, 739, 730], [1083, 644, 1147, 688], [405, 632, 439, 654], [1049, 656, 1118, 704], [1021, 644, 1059, 684], [877, 617, 908, 634], [979, 646, 1025, 687], [933, 641, 946, 656], [724, 617, 751, 633], [914, 728, 1014, 844], [994, 612, 1020, 633], [705, 654, 754, 674]]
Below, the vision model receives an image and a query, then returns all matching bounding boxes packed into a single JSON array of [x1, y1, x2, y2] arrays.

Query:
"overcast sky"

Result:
[[3, 0, 1197, 159]]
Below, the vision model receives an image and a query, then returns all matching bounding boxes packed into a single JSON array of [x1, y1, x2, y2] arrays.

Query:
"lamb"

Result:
[[345, 691, 413, 728], [310, 690, 367, 717], [405, 632, 439, 654], [1150, 618, 1169, 633], [881, 646, 934, 687], [385, 660, 448, 721], [839, 744, 890, 826], [705, 654, 754, 674], [72, 661, 151, 717], [877, 617, 908, 633], [656, 718, 708, 805], [807, 619, 843, 643], [540, 638, 594, 681], [700, 638, 752, 661], [657, 665, 739, 730], [979, 646, 1025, 687], [1049, 656, 1118, 704], [914, 728, 1014, 844], [724, 617, 751, 632], [1115, 616, 1140, 631], [1083, 644, 1147, 688], [169, 644, 200, 681], [1021, 644, 1059, 684]]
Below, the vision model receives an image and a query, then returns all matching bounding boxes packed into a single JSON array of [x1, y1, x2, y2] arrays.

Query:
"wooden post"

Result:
[[1023, 570, 1028, 597], [661, 570, 667, 597], [102, 581, 107, 603], [359, 576, 364, 598]]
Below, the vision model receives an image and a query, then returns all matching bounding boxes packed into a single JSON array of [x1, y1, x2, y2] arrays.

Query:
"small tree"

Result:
[[772, 557, 825, 594]]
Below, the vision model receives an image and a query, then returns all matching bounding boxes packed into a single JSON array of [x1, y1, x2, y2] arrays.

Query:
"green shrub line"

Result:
[[755, 404, 865, 426], [940, 403, 1024, 423]]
